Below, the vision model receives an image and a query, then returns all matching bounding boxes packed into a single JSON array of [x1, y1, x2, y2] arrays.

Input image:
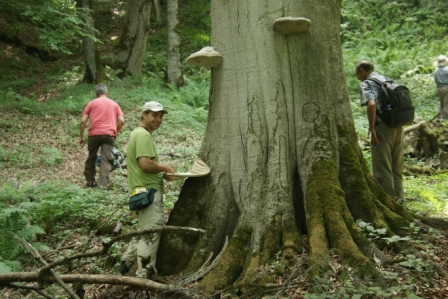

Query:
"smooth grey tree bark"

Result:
[[114, 0, 152, 77], [158, 0, 410, 294], [154, 0, 162, 21], [167, 0, 184, 88]]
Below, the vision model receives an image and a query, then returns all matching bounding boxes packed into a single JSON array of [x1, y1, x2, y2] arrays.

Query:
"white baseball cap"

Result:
[[142, 101, 168, 114]]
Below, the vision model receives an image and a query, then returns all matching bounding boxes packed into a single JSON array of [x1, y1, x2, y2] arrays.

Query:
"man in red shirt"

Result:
[[80, 84, 125, 188]]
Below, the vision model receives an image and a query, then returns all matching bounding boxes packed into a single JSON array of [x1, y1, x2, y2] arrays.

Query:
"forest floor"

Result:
[[1, 110, 448, 298]]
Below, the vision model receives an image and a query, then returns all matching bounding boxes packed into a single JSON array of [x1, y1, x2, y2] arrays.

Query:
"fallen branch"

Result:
[[5, 227, 207, 298], [113, 221, 123, 235], [13, 236, 80, 299], [0, 273, 202, 298], [404, 121, 426, 134], [39, 226, 206, 274]]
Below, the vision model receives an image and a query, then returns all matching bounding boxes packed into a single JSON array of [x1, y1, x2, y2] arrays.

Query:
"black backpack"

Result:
[[367, 77, 415, 127]]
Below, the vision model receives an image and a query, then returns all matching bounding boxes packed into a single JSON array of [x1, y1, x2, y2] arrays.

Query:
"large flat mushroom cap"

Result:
[[273, 17, 311, 35], [186, 46, 223, 67]]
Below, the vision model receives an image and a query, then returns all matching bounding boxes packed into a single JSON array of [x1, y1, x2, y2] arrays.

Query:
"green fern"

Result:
[[0, 210, 27, 260], [0, 260, 22, 274], [0, 207, 48, 271]]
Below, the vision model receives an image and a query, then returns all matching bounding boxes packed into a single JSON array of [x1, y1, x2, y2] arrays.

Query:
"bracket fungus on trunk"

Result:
[[273, 17, 311, 35], [186, 46, 223, 68]]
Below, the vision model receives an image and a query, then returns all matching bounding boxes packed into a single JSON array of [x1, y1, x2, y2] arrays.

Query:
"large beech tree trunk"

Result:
[[158, 0, 411, 293], [114, 0, 152, 77]]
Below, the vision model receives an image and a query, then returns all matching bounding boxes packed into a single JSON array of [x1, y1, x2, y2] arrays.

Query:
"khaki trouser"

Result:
[[437, 85, 448, 120], [371, 123, 404, 199], [122, 191, 164, 278], [84, 135, 115, 188]]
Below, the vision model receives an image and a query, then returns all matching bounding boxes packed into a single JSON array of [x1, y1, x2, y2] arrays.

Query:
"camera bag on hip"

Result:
[[129, 188, 157, 211], [367, 77, 414, 127]]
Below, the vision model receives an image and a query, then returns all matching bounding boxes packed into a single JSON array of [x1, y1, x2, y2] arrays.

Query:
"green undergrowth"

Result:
[[0, 180, 125, 272], [404, 172, 448, 216], [344, 0, 448, 138]]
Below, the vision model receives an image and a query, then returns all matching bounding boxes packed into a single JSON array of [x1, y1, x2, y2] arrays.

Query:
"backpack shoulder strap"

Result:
[[366, 77, 383, 85]]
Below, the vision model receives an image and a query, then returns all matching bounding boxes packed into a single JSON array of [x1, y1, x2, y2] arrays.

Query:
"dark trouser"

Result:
[[371, 123, 404, 199], [84, 135, 115, 188]]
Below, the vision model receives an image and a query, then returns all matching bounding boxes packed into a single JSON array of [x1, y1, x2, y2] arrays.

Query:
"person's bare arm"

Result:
[[79, 114, 89, 147], [367, 100, 379, 146], [116, 115, 124, 136], [138, 156, 175, 174]]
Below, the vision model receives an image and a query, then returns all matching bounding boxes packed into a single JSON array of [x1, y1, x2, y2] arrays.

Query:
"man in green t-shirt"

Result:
[[120, 101, 175, 278]]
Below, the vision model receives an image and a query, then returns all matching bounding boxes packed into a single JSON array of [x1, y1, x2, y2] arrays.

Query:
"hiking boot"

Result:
[[85, 181, 97, 188], [119, 261, 130, 276]]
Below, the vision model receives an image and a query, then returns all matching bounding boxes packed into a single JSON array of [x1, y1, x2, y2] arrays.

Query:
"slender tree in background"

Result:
[[167, 0, 184, 88], [158, 0, 411, 292], [114, 0, 152, 77], [154, 0, 162, 21], [76, 0, 107, 84]]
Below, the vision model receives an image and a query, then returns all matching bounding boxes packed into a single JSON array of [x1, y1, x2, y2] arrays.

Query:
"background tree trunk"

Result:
[[114, 0, 152, 77], [76, 0, 107, 83], [154, 0, 162, 22], [167, 0, 184, 88], [158, 0, 411, 293]]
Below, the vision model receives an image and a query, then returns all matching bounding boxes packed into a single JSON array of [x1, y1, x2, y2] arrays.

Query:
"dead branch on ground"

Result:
[[0, 273, 203, 298], [404, 121, 426, 134], [13, 236, 80, 299], [39, 226, 206, 275], [0, 227, 206, 298]]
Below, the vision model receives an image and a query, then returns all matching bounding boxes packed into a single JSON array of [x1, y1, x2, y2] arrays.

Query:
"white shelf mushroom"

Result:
[[273, 17, 311, 36], [186, 46, 223, 67]]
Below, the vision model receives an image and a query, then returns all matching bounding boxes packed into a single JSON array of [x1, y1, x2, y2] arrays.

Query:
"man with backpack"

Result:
[[355, 60, 404, 200], [80, 84, 125, 189], [433, 55, 448, 121]]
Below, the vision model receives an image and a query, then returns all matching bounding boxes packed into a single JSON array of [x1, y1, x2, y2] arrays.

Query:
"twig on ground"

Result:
[[6, 227, 206, 298], [5, 283, 54, 299], [0, 273, 202, 299], [13, 236, 80, 299], [113, 221, 123, 235], [404, 121, 426, 134], [31, 226, 206, 280], [273, 253, 307, 298], [82, 194, 129, 253], [428, 112, 440, 123]]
